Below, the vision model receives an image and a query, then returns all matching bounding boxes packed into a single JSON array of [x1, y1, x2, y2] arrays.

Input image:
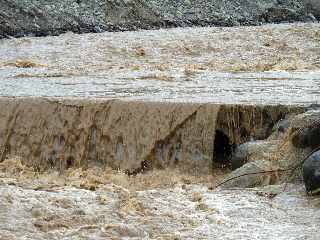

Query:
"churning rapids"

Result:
[[0, 23, 320, 239], [0, 160, 320, 240], [0, 23, 320, 104]]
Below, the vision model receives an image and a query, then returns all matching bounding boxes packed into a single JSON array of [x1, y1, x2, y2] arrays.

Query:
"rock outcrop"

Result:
[[304, 0, 320, 19], [220, 109, 320, 190], [230, 140, 279, 170], [303, 150, 320, 195], [290, 110, 320, 149], [0, 0, 316, 38]]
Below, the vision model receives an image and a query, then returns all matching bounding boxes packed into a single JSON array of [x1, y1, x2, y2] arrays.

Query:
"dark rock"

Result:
[[304, 13, 317, 22], [220, 160, 271, 189], [303, 0, 320, 19], [291, 112, 320, 149], [305, 104, 320, 111], [291, 126, 320, 149], [303, 150, 320, 195], [275, 118, 290, 134], [230, 143, 249, 170], [260, 7, 303, 23], [230, 140, 278, 170]]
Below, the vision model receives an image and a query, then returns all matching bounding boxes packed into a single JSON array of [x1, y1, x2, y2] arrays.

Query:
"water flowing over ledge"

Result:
[[1, 22, 320, 240], [0, 97, 302, 173]]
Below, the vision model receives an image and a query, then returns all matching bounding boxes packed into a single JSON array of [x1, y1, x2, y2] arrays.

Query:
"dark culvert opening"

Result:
[[213, 130, 233, 168], [66, 156, 75, 169]]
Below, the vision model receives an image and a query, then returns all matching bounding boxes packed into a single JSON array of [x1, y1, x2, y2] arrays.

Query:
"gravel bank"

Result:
[[0, 0, 319, 38]]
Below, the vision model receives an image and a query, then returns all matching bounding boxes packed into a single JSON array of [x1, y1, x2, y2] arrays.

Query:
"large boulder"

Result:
[[275, 118, 290, 134], [230, 143, 249, 170], [220, 160, 275, 189], [230, 140, 278, 170], [268, 113, 299, 140], [305, 104, 320, 112], [221, 109, 320, 192], [303, 0, 320, 19], [303, 150, 320, 195], [290, 110, 320, 149]]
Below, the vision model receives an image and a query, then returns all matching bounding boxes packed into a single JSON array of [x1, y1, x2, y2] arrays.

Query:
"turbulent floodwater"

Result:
[[0, 157, 319, 239], [0, 23, 320, 104], [1, 178, 320, 239], [0, 71, 320, 105], [1, 23, 320, 239]]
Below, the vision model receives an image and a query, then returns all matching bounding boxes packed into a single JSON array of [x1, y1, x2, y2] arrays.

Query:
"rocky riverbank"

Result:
[[221, 108, 320, 196], [0, 0, 319, 38]]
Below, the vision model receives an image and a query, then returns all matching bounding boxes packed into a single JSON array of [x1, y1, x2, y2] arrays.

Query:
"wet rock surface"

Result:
[[0, 0, 317, 38], [230, 140, 279, 170], [274, 118, 291, 134], [230, 143, 249, 170], [303, 150, 320, 195], [290, 110, 320, 149], [220, 160, 275, 188], [304, 0, 320, 19], [221, 109, 320, 189]]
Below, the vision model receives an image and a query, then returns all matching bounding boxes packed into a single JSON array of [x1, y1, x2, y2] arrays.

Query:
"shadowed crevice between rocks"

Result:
[[213, 130, 233, 168]]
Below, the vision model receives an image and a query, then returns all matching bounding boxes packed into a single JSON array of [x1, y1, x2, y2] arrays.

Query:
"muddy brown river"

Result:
[[0, 160, 320, 240], [0, 71, 320, 105], [2, 184, 320, 240], [1, 23, 320, 239], [0, 23, 320, 104]]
